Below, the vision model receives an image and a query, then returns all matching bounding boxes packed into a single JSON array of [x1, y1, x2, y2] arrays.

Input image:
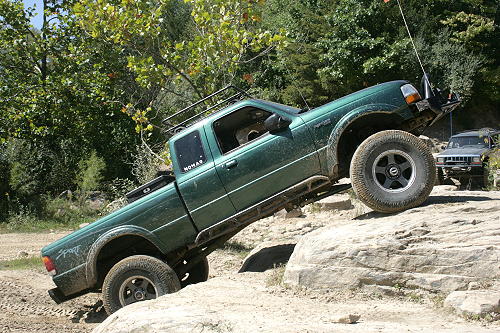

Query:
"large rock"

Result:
[[93, 273, 498, 333], [444, 290, 500, 317], [284, 189, 500, 293], [239, 241, 295, 273]]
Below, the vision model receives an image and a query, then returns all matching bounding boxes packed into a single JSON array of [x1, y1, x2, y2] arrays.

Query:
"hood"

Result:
[[437, 147, 489, 156]]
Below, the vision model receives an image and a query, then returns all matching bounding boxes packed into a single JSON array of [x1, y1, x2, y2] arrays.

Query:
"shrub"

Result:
[[131, 143, 163, 184], [76, 151, 106, 194], [488, 147, 500, 189]]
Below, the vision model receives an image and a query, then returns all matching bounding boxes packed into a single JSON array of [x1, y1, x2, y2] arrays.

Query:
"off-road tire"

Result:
[[102, 255, 181, 314], [350, 130, 435, 213], [176, 257, 209, 288]]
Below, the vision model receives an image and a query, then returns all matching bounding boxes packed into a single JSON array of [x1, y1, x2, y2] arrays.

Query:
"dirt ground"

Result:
[[1, 189, 499, 333], [0, 232, 247, 333]]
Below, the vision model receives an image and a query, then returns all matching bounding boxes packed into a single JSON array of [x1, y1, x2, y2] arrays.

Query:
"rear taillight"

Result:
[[42, 256, 57, 276], [400, 84, 422, 104]]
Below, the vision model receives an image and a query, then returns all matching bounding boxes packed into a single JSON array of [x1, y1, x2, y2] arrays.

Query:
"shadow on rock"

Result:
[[239, 244, 296, 273], [355, 195, 497, 220], [424, 195, 498, 206], [71, 300, 107, 324]]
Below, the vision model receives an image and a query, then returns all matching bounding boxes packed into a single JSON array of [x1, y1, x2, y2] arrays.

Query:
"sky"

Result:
[[22, 0, 44, 29]]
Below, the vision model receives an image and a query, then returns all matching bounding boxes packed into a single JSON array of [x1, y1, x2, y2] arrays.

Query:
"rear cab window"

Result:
[[174, 130, 207, 173]]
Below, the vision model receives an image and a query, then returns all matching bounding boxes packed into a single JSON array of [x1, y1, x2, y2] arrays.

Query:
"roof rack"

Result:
[[162, 85, 252, 137], [456, 128, 498, 135]]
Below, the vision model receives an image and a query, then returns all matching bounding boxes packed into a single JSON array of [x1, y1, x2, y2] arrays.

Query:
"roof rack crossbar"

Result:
[[169, 92, 246, 131], [162, 85, 251, 124]]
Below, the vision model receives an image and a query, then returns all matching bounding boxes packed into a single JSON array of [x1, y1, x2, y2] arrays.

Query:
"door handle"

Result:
[[224, 160, 238, 169]]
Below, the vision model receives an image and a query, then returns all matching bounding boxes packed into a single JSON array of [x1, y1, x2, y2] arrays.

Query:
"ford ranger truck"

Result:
[[42, 79, 460, 314]]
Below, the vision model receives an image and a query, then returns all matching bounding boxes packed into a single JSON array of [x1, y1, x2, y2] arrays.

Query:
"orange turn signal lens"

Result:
[[400, 84, 422, 104], [405, 93, 421, 104]]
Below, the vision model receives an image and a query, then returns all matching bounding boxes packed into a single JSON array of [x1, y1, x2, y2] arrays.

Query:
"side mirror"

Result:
[[264, 113, 292, 133]]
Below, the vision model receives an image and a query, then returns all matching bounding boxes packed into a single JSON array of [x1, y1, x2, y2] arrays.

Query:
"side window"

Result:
[[174, 130, 207, 173], [213, 107, 272, 154]]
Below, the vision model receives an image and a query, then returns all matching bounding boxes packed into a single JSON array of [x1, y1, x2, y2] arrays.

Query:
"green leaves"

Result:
[[72, 0, 285, 135]]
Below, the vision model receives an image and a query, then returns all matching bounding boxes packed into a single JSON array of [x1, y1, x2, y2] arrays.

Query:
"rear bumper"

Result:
[[48, 263, 90, 304], [48, 287, 90, 304]]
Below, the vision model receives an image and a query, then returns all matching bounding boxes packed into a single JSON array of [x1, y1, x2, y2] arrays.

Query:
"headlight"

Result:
[[436, 157, 445, 163], [472, 156, 481, 163], [401, 84, 422, 104]]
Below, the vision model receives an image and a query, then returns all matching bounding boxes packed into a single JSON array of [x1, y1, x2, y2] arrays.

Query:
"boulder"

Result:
[[284, 190, 500, 293], [444, 290, 500, 317], [239, 241, 296, 273], [93, 273, 494, 333]]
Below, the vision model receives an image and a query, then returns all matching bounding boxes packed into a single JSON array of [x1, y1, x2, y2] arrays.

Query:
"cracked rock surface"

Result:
[[285, 188, 500, 294]]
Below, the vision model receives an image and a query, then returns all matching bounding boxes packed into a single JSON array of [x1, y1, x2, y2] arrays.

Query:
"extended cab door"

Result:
[[206, 102, 321, 212], [170, 126, 237, 231]]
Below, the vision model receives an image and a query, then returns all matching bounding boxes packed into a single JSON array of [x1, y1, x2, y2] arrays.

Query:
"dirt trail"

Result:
[[0, 232, 68, 261], [0, 233, 244, 333]]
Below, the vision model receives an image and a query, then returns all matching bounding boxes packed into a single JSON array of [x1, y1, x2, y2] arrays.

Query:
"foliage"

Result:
[[0, 0, 139, 219], [130, 144, 163, 185], [77, 150, 106, 193], [2, 196, 101, 232], [0, 0, 498, 228], [257, 0, 498, 109], [74, 0, 285, 133]]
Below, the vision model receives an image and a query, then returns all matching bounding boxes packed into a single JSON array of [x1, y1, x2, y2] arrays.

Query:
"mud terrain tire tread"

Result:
[[102, 255, 180, 315], [350, 130, 435, 213]]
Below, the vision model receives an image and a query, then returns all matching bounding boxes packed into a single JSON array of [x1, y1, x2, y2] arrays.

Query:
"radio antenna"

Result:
[[395, 0, 433, 92]]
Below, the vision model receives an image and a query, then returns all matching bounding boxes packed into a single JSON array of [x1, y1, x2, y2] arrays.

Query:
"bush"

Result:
[[77, 151, 106, 194], [131, 143, 163, 184], [107, 178, 136, 201], [488, 148, 500, 189]]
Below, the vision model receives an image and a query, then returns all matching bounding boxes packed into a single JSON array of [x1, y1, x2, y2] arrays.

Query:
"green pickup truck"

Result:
[[41, 80, 460, 314]]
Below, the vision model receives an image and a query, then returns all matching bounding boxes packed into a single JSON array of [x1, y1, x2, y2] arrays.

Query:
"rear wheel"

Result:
[[176, 257, 209, 288], [350, 130, 435, 213], [102, 255, 181, 314]]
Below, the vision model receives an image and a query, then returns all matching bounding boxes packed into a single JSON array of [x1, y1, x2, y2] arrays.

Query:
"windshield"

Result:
[[447, 136, 489, 149], [256, 100, 301, 115]]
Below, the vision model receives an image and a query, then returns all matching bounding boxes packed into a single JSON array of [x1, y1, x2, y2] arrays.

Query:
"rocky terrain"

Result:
[[94, 186, 500, 332], [0, 185, 499, 333]]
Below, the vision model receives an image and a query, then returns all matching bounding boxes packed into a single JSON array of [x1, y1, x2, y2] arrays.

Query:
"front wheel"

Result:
[[350, 130, 435, 213], [102, 255, 181, 314]]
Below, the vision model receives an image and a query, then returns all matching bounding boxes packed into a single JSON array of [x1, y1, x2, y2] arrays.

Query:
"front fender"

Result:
[[85, 225, 166, 287], [325, 103, 409, 177]]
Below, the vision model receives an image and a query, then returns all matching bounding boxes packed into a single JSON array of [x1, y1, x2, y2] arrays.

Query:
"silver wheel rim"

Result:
[[372, 149, 416, 193], [118, 275, 158, 306]]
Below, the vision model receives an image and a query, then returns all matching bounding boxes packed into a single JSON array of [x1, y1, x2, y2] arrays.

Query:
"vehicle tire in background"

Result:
[[350, 130, 435, 213], [435, 167, 445, 185], [176, 257, 210, 288], [102, 255, 181, 314]]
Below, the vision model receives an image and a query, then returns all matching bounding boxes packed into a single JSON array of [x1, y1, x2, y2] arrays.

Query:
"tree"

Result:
[[256, 0, 497, 109], [73, 0, 285, 133], [0, 0, 139, 207]]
